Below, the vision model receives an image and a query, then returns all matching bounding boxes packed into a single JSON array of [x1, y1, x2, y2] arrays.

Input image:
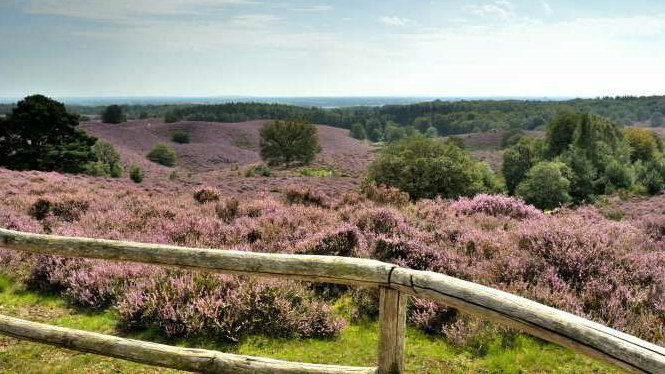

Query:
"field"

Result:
[[1, 119, 664, 373]]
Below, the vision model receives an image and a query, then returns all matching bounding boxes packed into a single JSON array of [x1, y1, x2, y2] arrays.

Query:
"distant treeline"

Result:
[[161, 96, 665, 140], [4, 96, 664, 137]]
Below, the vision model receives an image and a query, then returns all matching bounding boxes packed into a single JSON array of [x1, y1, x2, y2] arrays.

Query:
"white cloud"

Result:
[[294, 5, 333, 12], [20, 0, 257, 22], [464, 1, 515, 20], [378, 16, 414, 27]]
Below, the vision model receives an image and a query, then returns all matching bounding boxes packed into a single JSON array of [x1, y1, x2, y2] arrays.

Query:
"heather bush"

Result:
[[450, 194, 543, 220], [28, 199, 52, 220], [360, 181, 409, 207], [52, 199, 89, 222], [215, 198, 240, 222], [193, 188, 220, 204], [116, 271, 344, 341], [171, 130, 190, 144], [284, 187, 328, 208]]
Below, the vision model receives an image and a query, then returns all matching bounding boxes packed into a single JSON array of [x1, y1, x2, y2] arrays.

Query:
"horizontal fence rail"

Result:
[[1, 227, 665, 373]]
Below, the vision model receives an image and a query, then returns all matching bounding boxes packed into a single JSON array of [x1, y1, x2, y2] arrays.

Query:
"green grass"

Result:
[[0, 275, 617, 373], [298, 167, 335, 177]]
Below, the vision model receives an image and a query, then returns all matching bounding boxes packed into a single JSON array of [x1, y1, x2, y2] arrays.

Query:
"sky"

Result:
[[1, 0, 665, 98]]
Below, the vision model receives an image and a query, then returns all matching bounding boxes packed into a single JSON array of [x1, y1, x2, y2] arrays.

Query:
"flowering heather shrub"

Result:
[[360, 182, 410, 207], [284, 187, 328, 208], [4, 169, 665, 346], [450, 194, 543, 220], [116, 271, 344, 341], [193, 188, 220, 204]]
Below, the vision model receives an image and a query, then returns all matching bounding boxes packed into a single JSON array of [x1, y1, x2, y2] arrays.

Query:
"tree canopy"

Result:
[[259, 120, 321, 166], [0, 95, 97, 173], [102, 105, 127, 124]]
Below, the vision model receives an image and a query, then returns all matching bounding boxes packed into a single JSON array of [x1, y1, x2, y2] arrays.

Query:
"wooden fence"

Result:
[[1, 227, 664, 373]]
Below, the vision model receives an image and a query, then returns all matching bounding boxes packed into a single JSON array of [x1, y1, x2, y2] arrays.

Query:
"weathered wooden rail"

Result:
[[1, 227, 664, 373]]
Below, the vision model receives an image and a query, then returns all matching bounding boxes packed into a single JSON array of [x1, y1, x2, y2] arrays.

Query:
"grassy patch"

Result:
[[298, 167, 335, 177], [0, 275, 617, 373]]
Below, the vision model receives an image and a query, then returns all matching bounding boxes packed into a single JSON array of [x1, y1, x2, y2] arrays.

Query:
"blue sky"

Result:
[[1, 0, 665, 98]]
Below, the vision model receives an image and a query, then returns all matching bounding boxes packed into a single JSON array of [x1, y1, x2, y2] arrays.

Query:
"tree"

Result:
[[102, 105, 126, 124], [85, 140, 123, 178], [546, 111, 581, 157], [171, 130, 190, 144], [515, 161, 572, 210], [384, 122, 407, 142], [259, 120, 321, 166], [147, 144, 177, 166], [425, 126, 438, 138], [349, 123, 366, 140], [0, 95, 97, 173], [129, 165, 143, 183], [502, 137, 541, 194], [623, 127, 660, 162], [365, 135, 496, 200]]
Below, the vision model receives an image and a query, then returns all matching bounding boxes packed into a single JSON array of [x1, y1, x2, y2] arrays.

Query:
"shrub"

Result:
[[259, 120, 321, 166], [171, 130, 190, 144], [52, 199, 89, 222], [28, 199, 52, 220], [129, 165, 143, 183], [366, 135, 496, 200], [193, 188, 220, 204], [450, 194, 543, 220], [102, 105, 126, 124], [515, 161, 572, 210], [244, 164, 271, 177], [164, 113, 178, 123], [86, 140, 123, 178], [624, 127, 660, 162], [147, 144, 177, 166], [284, 188, 328, 207], [349, 123, 366, 140], [215, 198, 240, 222], [360, 182, 410, 207], [502, 137, 541, 194]]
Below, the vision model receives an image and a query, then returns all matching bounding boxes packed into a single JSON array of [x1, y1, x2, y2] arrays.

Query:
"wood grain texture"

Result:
[[0, 228, 395, 287], [0, 314, 377, 374], [377, 287, 407, 374], [2, 228, 665, 373]]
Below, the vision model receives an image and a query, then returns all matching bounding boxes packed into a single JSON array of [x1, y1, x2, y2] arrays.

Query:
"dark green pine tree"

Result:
[[0, 95, 97, 173]]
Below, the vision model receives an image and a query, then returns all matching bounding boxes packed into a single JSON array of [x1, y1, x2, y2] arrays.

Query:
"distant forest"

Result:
[[2, 96, 664, 138]]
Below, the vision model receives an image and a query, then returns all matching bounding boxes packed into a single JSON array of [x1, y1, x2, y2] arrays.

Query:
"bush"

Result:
[[244, 164, 271, 177], [624, 127, 659, 162], [515, 161, 572, 210], [102, 105, 126, 124], [129, 165, 143, 183], [193, 188, 220, 204], [147, 144, 176, 166], [360, 182, 410, 207], [164, 113, 178, 123], [171, 130, 190, 144], [86, 140, 123, 178], [366, 135, 496, 200], [284, 188, 328, 207], [28, 199, 52, 220], [349, 123, 366, 140], [450, 194, 543, 220], [52, 200, 89, 222], [215, 198, 240, 222], [502, 137, 541, 194], [259, 120, 321, 166]]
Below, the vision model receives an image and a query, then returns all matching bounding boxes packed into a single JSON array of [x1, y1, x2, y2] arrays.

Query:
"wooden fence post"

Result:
[[378, 286, 407, 374]]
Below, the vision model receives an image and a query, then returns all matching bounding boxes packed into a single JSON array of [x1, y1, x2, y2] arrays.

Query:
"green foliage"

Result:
[[444, 136, 465, 149], [129, 165, 143, 183], [259, 120, 321, 166], [298, 168, 334, 177], [425, 126, 438, 138], [171, 130, 190, 144], [546, 111, 580, 157], [501, 129, 525, 149], [623, 127, 660, 162], [502, 137, 541, 194], [515, 161, 572, 210], [0, 95, 97, 173], [559, 147, 597, 203], [85, 140, 123, 178], [147, 144, 177, 166], [349, 123, 366, 140], [366, 135, 497, 200], [101, 105, 126, 124], [164, 113, 178, 123], [244, 164, 271, 177], [384, 122, 407, 142]]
